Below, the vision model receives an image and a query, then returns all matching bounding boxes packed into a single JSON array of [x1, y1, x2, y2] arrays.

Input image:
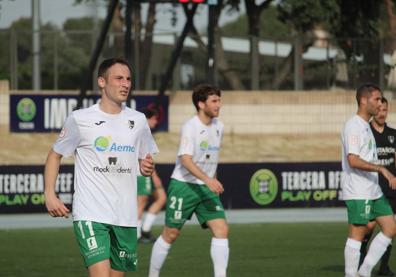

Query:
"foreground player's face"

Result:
[[373, 102, 388, 126], [99, 63, 131, 105], [201, 94, 221, 118], [365, 90, 382, 117]]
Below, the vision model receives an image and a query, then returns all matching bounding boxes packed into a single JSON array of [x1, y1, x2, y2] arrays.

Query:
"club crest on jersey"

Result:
[[128, 120, 134, 129], [389, 136, 395, 144]]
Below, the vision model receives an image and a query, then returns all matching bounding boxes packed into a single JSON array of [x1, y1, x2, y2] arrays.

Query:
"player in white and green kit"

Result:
[[148, 84, 229, 277], [44, 58, 158, 277], [342, 83, 396, 277]]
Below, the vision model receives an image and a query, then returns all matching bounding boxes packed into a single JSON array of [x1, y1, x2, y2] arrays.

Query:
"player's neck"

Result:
[[99, 99, 123, 114], [197, 112, 212, 125], [357, 109, 371, 122], [371, 120, 385, 133]]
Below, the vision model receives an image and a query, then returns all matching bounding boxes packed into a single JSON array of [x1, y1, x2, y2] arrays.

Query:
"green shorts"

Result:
[[137, 175, 154, 196], [165, 178, 226, 229], [73, 221, 137, 271], [345, 195, 393, 225]]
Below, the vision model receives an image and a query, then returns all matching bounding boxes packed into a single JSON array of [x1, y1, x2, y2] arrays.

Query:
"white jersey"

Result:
[[341, 114, 382, 200], [53, 103, 158, 227], [171, 115, 223, 185]]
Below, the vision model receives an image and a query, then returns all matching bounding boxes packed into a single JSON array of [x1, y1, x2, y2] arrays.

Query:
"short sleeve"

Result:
[[177, 123, 195, 156], [53, 114, 81, 157], [138, 120, 159, 159], [344, 123, 361, 156]]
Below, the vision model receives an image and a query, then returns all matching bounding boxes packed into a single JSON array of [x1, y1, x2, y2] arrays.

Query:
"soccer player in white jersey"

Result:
[[148, 84, 228, 277], [342, 83, 396, 277], [44, 58, 158, 277]]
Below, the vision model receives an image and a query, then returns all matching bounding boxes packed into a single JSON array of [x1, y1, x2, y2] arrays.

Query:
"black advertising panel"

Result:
[[10, 94, 169, 132], [216, 162, 344, 209], [0, 165, 74, 213], [0, 162, 344, 213]]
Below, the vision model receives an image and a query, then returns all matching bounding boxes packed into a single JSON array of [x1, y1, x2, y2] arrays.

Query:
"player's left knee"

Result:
[[212, 222, 229, 238]]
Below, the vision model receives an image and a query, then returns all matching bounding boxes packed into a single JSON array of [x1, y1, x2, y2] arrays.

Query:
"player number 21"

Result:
[[170, 196, 183, 210]]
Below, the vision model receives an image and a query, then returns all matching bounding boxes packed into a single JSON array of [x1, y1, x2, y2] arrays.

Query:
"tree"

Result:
[[245, 0, 274, 89], [331, 0, 382, 86], [273, 0, 338, 89]]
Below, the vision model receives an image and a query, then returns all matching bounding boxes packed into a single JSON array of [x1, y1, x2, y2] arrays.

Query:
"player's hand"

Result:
[[44, 192, 70, 218], [204, 177, 224, 195], [380, 167, 396, 189], [140, 154, 154, 176], [390, 177, 396, 190]]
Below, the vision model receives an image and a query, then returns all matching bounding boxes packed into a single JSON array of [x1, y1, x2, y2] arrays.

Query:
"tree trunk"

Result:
[[111, 3, 124, 58], [139, 3, 156, 89], [245, 1, 260, 90], [213, 2, 245, 90], [272, 40, 312, 89], [132, 3, 141, 89]]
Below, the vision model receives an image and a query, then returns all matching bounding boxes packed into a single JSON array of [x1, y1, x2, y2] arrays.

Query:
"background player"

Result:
[[359, 97, 396, 276], [137, 107, 167, 243], [341, 83, 396, 277], [44, 58, 158, 277], [148, 84, 229, 277]]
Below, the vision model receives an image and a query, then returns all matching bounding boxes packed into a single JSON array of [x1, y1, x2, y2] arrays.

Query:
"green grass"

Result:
[[0, 222, 389, 276]]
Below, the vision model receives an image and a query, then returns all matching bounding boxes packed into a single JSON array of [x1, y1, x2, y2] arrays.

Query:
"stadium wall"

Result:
[[2, 85, 396, 135]]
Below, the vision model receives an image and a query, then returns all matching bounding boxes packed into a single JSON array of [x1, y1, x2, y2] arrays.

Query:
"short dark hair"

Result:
[[141, 107, 158, 119], [382, 96, 388, 105], [356, 83, 381, 106], [97, 58, 132, 79], [192, 84, 221, 111]]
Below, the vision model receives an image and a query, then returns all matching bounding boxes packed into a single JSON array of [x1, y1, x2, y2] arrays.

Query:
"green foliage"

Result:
[[1, 16, 100, 89], [277, 0, 339, 34], [221, 5, 290, 40]]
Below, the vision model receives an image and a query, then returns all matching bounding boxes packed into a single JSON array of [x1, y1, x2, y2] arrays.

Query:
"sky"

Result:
[[0, 0, 243, 32]]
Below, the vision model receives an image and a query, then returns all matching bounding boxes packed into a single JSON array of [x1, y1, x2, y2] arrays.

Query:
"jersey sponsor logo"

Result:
[[108, 157, 117, 165], [93, 156, 132, 174], [199, 140, 220, 151], [94, 136, 135, 153], [94, 120, 106, 126], [368, 139, 374, 150], [377, 147, 395, 155], [93, 166, 132, 174]]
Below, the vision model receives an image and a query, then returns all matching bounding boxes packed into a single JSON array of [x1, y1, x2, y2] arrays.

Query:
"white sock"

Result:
[[344, 238, 361, 277], [142, 213, 157, 233], [149, 235, 171, 277], [137, 219, 142, 239], [359, 232, 392, 277], [210, 238, 229, 277]]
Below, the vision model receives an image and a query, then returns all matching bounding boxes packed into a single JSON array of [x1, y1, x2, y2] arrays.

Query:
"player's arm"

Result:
[[44, 149, 70, 218], [348, 154, 396, 189], [138, 118, 159, 177], [180, 154, 224, 194]]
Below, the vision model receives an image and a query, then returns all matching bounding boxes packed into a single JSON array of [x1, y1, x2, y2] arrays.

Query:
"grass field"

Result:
[[0, 222, 392, 277]]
